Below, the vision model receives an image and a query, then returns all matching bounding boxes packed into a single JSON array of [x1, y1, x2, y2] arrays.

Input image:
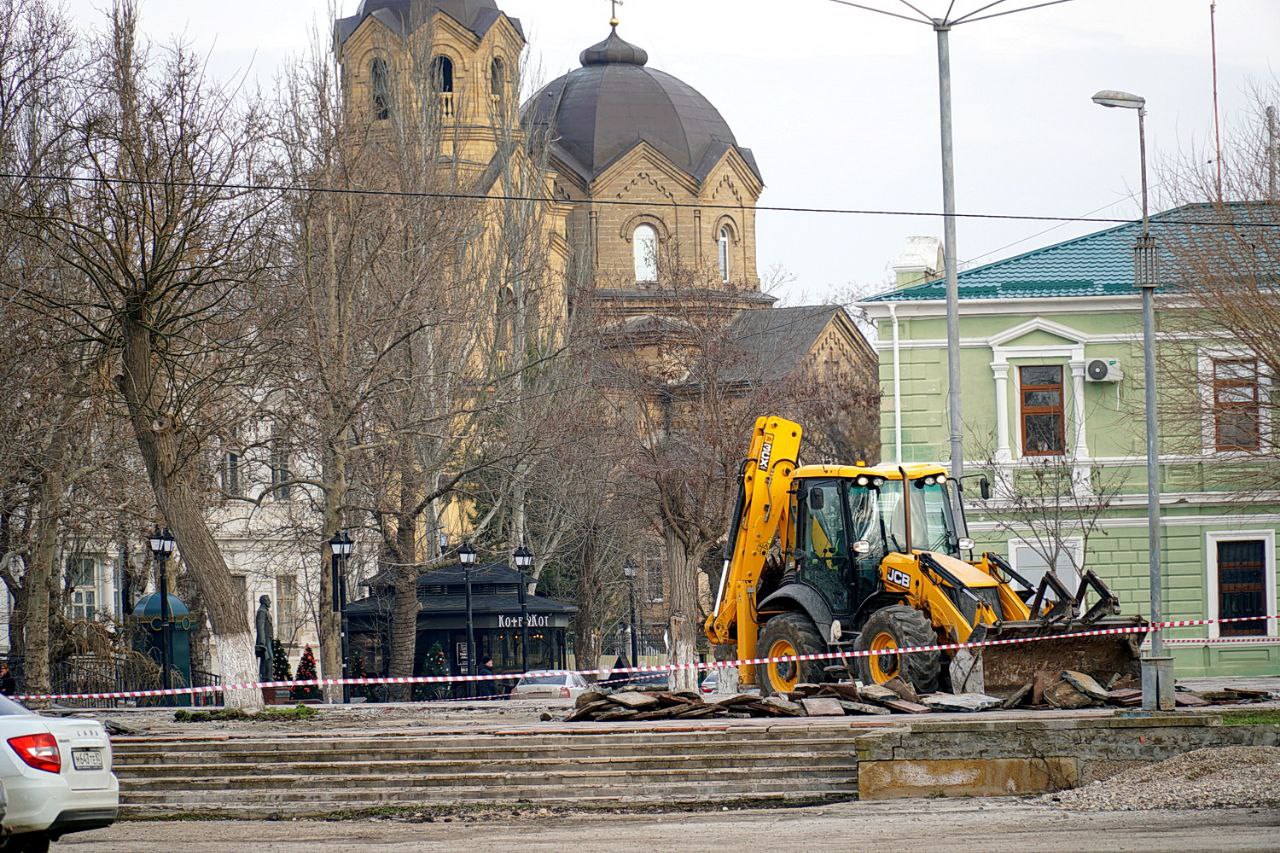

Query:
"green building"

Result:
[[858, 208, 1277, 677]]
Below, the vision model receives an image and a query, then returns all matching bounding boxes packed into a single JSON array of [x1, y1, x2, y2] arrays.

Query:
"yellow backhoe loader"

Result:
[[705, 416, 1147, 697]]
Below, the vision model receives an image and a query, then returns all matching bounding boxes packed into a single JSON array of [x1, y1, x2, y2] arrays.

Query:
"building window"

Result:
[[370, 58, 390, 121], [432, 55, 455, 118], [490, 57, 505, 100], [231, 575, 248, 617], [221, 451, 241, 497], [717, 226, 731, 283], [1213, 358, 1260, 452], [1217, 539, 1268, 637], [643, 553, 664, 603], [276, 574, 298, 644], [270, 434, 292, 500], [633, 224, 658, 283], [67, 557, 98, 620], [1009, 539, 1081, 601], [1020, 365, 1065, 456]]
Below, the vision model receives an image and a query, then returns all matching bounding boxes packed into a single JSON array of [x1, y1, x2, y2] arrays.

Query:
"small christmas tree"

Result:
[[291, 644, 320, 701], [272, 643, 293, 683], [348, 650, 367, 700], [420, 641, 449, 701]]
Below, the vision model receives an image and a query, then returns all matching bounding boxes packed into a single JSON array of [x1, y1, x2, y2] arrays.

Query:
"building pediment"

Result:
[[591, 142, 701, 199], [988, 318, 1088, 349]]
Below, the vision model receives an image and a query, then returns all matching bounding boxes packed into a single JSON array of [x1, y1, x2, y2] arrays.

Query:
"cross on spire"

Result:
[[608, 0, 623, 28]]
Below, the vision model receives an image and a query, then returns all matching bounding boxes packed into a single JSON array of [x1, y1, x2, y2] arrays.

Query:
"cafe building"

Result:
[[345, 562, 576, 695]]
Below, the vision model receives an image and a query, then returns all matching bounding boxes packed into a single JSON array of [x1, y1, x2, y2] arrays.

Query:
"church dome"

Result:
[[523, 28, 761, 185]]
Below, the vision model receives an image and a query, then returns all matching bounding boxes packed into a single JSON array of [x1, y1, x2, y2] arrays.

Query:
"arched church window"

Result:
[[633, 224, 658, 283], [370, 58, 391, 121], [432, 56, 455, 118], [432, 56, 455, 92], [490, 57, 505, 100], [718, 226, 732, 283]]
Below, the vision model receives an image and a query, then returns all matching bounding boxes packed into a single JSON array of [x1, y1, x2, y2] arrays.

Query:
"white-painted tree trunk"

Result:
[[668, 615, 699, 694], [218, 631, 264, 710], [717, 664, 740, 695]]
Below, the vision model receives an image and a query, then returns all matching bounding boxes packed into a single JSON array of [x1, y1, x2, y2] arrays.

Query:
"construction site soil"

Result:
[[62, 799, 1280, 852]]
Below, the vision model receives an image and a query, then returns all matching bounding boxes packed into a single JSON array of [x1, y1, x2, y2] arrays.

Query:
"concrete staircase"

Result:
[[112, 722, 862, 817]]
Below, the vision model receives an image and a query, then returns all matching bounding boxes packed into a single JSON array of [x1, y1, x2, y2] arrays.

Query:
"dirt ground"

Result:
[[58, 800, 1280, 853]]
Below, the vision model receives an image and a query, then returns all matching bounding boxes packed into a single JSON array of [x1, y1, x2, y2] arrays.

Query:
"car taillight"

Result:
[[559, 686, 571, 699], [8, 733, 60, 774]]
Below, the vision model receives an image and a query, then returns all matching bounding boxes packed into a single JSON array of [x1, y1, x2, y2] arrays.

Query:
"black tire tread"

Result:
[[757, 612, 826, 697], [855, 604, 941, 694]]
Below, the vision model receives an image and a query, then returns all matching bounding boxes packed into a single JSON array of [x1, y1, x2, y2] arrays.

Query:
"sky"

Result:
[[59, 0, 1280, 305]]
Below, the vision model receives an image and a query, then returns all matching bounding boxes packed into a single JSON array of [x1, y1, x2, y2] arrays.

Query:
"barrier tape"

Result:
[[17, 613, 1280, 704]]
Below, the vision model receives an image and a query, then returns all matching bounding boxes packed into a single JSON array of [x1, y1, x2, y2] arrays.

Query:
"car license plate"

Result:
[[72, 749, 104, 771]]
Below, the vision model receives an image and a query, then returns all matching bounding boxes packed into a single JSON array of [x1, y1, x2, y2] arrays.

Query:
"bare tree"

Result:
[[11, 1, 277, 708]]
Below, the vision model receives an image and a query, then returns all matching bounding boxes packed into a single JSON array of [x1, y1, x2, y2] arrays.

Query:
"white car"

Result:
[[0, 694, 118, 852], [509, 672, 590, 700]]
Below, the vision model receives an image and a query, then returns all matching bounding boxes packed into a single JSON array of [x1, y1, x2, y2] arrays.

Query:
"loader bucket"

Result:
[[966, 616, 1148, 699]]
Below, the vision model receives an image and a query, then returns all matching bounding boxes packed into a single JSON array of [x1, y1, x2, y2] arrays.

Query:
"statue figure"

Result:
[[255, 594, 274, 682]]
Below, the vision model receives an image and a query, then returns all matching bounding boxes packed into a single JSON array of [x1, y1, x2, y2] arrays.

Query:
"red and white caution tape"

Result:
[[16, 613, 1279, 704]]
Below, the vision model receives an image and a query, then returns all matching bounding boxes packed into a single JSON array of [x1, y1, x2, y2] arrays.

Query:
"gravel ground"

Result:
[[1047, 747, 1280, 811], [60, 800, 1280, 852]]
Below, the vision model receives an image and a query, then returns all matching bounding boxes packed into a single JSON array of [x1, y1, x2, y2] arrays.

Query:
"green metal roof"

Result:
[[863, 203, 1273, 303]]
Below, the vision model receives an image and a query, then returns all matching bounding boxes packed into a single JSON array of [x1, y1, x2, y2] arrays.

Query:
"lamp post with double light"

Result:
[[513, 545, 533, 675], [328, 531, 355, 703], [148, 527, 176, 705], [458, 542, 478, 697], [1093, 89, 1172, 711]]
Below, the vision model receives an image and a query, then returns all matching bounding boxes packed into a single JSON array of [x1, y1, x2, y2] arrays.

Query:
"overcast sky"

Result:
[[61, 0, 1279, 305]]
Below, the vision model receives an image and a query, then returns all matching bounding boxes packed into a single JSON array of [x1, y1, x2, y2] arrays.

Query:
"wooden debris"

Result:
[[564, 700, 613, 722], [1000, 682, 1033, 710], [800, 697, 846, 717], [1106, 688, 1144, 707], [788, 683, 826, 699], [823, 683, 864, 702], [608, 692, 661, 710], [1043, 678, 1096, 710], [882, 677, 921, 704], [858, 684, 900, 705], [713, 693, 759, 708], [1174, 692, 1210, 708], [921, 692, 1004, 713], [1031, 670, 1057, 706], [881, 698, 932, 715], [838, 700, 893, 716], [574, 690, 608, 709], [762, 695, 805, 715], [1062, 671, 1111, 702]]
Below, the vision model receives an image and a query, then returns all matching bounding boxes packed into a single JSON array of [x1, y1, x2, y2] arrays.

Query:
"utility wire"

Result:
[[1, 171, 1274, 229]]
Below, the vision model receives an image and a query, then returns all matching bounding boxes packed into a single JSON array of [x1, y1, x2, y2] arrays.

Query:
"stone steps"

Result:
[[113, 723, 863, 817], [114, 750, 857, 778]]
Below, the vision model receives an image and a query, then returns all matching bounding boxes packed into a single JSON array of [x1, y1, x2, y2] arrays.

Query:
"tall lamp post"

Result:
[[513, 545, 533, 675], [458, 542, 478, 698], [623, 560, 640, 667], [328, 531, 355, 703], [148, 527, 176, 706], [1093, 89, 1172, 712]]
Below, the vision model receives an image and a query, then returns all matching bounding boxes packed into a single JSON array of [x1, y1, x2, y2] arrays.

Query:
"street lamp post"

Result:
[[513, 545, 533, 675], [458, 542, 478, 698], [623, 560, 640, 667], [148, 527, 176, 706], [328, 531, 355, 703], [1093, 89, 1172, 712]]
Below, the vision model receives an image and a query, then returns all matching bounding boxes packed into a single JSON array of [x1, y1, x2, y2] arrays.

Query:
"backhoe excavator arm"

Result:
[[704, 417, 804, 676]]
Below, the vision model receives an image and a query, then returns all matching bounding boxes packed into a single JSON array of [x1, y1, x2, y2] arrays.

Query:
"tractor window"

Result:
[[912, 480, 958, 556], [801, 480, 850, 613], [845, 485, 882, 553]]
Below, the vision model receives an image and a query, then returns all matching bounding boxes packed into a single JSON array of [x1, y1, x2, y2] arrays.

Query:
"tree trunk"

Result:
[[119, 318, 261, 710], [388, 489, 419, 701], [571, 531, 603, 678], [23, 420, 74, 705], [664, 523, 704, 694]]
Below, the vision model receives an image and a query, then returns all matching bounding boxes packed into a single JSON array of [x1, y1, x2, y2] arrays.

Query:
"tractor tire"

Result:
[[854, 605, 941, 694], [757, 612, 826, 697]]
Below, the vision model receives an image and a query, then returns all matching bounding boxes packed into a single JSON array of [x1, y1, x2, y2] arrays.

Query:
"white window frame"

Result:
[[67, 556, 100, 621], [1007, 536, 1084, 590], [1205, 530, 1277, 640], [1198, 346, 1273, 458], [717, 226, 731, 283], [633, 224, 658, 283]]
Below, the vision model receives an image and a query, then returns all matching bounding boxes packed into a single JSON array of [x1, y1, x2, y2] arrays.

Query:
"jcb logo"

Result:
[[886, 569, 911, 590]]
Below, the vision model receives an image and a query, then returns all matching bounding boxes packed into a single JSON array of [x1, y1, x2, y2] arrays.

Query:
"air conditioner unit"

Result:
[[1086, 358, 1123, 383]]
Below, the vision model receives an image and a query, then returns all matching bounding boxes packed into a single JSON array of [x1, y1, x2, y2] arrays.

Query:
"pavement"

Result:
[[59, 799, 1280, 852]]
